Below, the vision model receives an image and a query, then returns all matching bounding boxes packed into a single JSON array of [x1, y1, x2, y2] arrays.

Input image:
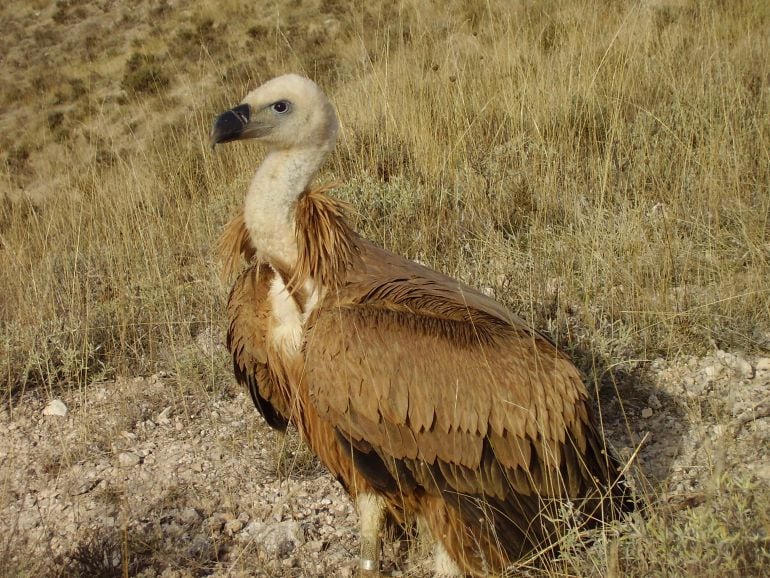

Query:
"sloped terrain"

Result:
[[2, 0, 769, 576]]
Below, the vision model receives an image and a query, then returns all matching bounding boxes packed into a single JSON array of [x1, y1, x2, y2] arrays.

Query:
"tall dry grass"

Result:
[[331, 0, 770, 363], [1, 0, 770, 575], [3, 0, 768, 395]]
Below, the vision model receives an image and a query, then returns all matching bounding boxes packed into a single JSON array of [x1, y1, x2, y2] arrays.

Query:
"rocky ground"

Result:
[[1, 350, 769, 577]]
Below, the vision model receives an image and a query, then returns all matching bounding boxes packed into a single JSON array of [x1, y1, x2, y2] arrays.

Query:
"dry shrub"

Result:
[[122, 53, 170, 95]]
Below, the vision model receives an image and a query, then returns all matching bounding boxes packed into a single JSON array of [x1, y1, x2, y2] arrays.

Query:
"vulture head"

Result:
[[210, 74, 339, 152]]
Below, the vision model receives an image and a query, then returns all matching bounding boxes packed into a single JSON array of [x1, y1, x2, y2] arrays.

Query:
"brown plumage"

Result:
[[218, 192, 368, 483], [218, 212, 256, 283], [219, 187, 633, 575], [301, 202, 634, 574], [210, 74, 633, 576], [218, 187, 405, 572]]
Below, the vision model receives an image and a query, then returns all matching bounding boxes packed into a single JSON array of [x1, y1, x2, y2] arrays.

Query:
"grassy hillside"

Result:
[[1, 0, 769, 575]]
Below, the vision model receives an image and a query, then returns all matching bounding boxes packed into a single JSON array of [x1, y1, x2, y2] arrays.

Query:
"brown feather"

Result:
[[217, 212, 256, 282], [289, 181, 358, 293], [295, 189, 634, 575], [226, 266, 284, 416], [219, 189, 409, 529], [223, 181, 633, 576]]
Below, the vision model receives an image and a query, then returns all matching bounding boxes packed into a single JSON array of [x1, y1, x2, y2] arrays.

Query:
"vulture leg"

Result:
[[417, 514, 463, 577], [434, 540, 464, 577], [357, 492, 387, 575]]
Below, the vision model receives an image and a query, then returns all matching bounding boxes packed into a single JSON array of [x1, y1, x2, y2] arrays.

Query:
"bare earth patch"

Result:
[[0, 373, 368, 576], [2, 351, 769, 576]]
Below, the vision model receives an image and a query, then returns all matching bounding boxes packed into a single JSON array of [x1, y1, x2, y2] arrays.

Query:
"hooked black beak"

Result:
[[210, 104, 251, 148]]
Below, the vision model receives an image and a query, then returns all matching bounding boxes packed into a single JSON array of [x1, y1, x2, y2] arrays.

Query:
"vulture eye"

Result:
[[271, 101, 291, 114]]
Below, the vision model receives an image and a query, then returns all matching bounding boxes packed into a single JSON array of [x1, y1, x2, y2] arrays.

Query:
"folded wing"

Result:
[[305, 241, 625, 561]]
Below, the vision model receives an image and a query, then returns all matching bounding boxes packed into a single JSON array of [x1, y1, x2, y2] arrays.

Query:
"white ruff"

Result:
[[267, 272, 303, 355]]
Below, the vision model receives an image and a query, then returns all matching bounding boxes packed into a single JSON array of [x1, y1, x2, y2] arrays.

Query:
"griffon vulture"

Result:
[[211, 74, 634, 576]]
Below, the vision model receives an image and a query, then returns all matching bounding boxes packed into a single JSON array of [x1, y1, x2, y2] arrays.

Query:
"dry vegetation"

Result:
[[1, 0, 769, 576]]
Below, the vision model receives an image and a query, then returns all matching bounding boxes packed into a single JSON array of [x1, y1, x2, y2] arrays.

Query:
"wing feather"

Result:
[[305, 240, 597, 488], [227, 263, 290, 430], [301, 238, 631, 566]]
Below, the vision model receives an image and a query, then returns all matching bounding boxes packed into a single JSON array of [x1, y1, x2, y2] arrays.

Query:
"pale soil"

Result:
[[2, 347, 769, 577]]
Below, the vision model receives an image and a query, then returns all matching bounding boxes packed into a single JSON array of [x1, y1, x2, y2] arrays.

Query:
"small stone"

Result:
[[306, 540, 324, 553], [755, 358, 770, 372], [178, 507, 201, 526], [70, 479, 99, 496], [272, 503, 286, 521], [18, 510, 39, 530], [245, 520, 304, 558], [206, 513, 228, 533], [224, 519, 244, 535], [281, 557, 298, 568], [42, 399, 68, 417], [157, 407, 172, 425], [641, 408, 654, 419], [682, 376, 706, 397], [210, 448, 223, 461], [717, 350, 753, 378], [703, 364, 723, 378], [117, 452, 141, 467]]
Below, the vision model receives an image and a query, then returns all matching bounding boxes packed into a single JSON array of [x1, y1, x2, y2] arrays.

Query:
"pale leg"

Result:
[[357, 492, 386, 575], [434, 539, 464, 577], [417, 515, 464, 577]]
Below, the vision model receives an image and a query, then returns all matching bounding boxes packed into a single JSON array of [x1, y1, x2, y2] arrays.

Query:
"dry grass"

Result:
[[2, 0, 769, 575]]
